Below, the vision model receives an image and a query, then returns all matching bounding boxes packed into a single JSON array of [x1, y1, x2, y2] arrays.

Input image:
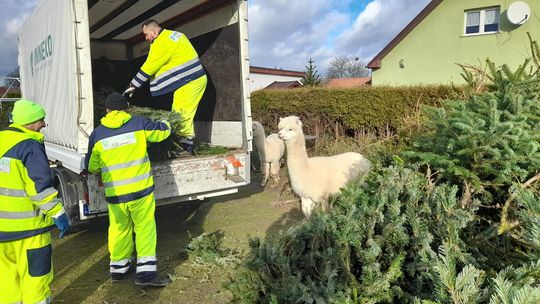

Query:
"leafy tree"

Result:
[[326, 55, 370, 79], [301, 58, 321, 87]]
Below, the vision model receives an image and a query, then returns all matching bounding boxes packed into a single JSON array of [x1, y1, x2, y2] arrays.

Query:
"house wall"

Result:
[[372, 0, 540, 86], [249, 73, 303, 92]]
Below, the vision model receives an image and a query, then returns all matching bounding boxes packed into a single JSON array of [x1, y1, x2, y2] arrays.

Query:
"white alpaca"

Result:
[[252, 121, 286, 186], [278, 116, 371, 218]]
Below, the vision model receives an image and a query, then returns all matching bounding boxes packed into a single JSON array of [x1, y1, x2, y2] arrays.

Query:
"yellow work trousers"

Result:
[[0, 232, 53, 304], [108, 193, 158, 281], [172, 74, 207, 138]]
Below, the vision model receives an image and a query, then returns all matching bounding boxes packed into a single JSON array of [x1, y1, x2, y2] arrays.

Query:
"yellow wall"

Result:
[[371, 0, 539, 85]]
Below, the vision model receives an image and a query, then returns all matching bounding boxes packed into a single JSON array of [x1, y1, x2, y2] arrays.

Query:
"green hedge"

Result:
[[251, 85, 464, 136]]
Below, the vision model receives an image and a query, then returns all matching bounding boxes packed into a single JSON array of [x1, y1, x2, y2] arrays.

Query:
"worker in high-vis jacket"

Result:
[[0, 99, 71, 304], [85, 92, 172, 287], [124, 19, 207, 156]]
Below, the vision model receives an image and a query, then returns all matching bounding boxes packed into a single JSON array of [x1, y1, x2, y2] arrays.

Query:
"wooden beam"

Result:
[[88, 0, 99, 10], [99, 0, 179, 40], [126, 0, 235, 46], [90, 0, 140, 34]]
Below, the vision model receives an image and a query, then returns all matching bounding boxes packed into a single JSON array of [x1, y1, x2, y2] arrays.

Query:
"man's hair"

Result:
[[142, 19, 161, 29]]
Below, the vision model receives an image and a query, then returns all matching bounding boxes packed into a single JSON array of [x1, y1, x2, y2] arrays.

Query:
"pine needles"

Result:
[[226, 53, 540, 303]]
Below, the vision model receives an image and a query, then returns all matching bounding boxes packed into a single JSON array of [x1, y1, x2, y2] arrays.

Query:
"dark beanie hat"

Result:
[[105, 92, 129, 110]]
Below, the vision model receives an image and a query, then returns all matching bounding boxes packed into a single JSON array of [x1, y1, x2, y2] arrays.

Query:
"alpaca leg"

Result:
[[321, 198, 330, 213], [269, 161, 281, 186], [261, 162, 270, 186], [301, 197, 315, 218]]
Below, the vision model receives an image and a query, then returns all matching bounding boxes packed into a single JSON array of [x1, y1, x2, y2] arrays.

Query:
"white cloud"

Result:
[[335, 0, 431, 61], [249, 0, 350, 73], [249, 0, 430, 76], [6, 13, 30, 39], [0, 1, 37, 76]]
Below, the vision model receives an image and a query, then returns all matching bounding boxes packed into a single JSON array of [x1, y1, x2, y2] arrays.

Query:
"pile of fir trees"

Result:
[[93, 87, 230, 159], [226, 58, 540, 303], [93, 87, 185, 160]]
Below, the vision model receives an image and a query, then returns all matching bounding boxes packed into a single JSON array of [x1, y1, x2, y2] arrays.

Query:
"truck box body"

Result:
[[18, 0, 252, 221]]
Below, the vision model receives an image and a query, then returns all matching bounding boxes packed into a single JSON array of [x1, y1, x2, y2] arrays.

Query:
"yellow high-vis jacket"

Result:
[[130, 29, 206, 96], [85, 111, 171, 203], [0, 125, 63, 241]]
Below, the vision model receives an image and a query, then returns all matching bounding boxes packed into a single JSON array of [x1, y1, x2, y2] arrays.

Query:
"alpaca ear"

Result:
[[279, 117, 283, 121]]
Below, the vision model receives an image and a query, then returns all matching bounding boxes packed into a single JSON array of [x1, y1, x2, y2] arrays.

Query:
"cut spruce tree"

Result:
[[226, 59, 540, 303]]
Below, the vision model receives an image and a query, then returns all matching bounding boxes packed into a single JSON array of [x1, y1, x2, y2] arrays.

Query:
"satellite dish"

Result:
[[507, 1, 530, 25]]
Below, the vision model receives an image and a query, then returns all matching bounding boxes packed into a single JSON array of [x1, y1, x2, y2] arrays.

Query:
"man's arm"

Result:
[[21, 142, 64, 218], [143, 118, 171, 143], [85, 132, 102, 174], [130, 39, 171, 88]]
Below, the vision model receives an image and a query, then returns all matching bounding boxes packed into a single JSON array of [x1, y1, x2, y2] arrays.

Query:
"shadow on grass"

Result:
[[50, 200, 211, 303]]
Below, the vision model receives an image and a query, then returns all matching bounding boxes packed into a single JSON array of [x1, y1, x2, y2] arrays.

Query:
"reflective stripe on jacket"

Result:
[[85, 111, 171, 204], [0, 125, 63, 242], [130, 29, 206, 97]]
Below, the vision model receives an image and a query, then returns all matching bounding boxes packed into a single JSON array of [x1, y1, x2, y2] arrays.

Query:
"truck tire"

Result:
[[52, 167, 88, 229]]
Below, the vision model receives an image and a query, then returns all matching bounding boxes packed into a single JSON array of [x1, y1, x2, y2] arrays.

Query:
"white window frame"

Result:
[[463, 7, 500, 36]]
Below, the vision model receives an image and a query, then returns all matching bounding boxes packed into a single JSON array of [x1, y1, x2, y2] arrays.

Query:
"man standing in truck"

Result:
[[86, 92, 172, 287], [0, 99, 71, 304], [125, 19, 207, 156]]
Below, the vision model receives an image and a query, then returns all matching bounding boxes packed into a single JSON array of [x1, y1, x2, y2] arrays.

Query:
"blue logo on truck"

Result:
[[30, 34, 53, 76]]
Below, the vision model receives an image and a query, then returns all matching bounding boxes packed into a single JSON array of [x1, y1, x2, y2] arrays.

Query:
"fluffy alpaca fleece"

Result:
[[278, 116, 371, 218], [252, 121, 286, 186]]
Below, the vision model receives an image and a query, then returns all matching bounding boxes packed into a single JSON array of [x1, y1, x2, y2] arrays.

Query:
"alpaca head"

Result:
[[252, 121, 265, 137], [277, 116, 303, 142]]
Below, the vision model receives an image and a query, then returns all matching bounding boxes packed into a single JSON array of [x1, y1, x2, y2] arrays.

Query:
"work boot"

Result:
[[110, 260, 133, 283], [135, 275, 172, 287], [111, 273, 127, 283], [179, 142, 196, 155], [179, 137, 197, 156]]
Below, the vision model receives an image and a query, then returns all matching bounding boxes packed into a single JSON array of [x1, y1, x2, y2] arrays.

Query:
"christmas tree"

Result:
[[301, 58, 321, 87]]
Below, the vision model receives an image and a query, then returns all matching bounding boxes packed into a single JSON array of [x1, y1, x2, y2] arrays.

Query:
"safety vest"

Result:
[[85, 111, 171, 204], [0, 125, 63, 242], [130, 29, 206, 96]]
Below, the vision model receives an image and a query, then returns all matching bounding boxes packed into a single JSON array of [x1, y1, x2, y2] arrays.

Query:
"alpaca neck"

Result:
[[286, 133, 309, 176]]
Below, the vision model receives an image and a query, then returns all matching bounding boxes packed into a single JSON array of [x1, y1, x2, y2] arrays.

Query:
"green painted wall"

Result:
[[371, 0, 540, 86]]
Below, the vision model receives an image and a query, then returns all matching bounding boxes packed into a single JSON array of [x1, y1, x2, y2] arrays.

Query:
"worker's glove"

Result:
[[53, 212, 71, 238], [123, 86, 136, 99]]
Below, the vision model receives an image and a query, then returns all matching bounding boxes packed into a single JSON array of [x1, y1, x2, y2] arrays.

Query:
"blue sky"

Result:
[[0, 0, 430, 78]]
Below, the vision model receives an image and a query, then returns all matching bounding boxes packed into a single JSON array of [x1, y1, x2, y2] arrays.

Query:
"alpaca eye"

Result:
[[289, 128, 292, 131]]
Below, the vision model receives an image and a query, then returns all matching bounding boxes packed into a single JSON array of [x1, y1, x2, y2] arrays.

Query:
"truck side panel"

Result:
[[18, 0, 92, 153]]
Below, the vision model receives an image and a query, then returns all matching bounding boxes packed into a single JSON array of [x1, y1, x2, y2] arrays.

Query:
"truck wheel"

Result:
[[53, 167, 88, 230]]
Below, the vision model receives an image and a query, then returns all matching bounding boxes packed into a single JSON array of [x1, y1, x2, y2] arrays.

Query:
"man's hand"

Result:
[[53, 212, 72, 238], [123, 86, 136, 99]]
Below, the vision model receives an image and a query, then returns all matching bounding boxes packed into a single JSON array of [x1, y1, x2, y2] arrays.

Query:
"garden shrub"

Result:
[[250, 85, 464, 137]]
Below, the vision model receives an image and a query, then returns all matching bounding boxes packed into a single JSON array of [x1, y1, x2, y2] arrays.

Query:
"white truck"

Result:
[[18, 0, 252, 226]]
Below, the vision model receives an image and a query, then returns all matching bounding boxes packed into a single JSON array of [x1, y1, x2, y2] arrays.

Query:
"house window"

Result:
[[465, 7, 499, 35]]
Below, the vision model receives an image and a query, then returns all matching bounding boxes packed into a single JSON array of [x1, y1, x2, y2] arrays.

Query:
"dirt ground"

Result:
[[50, 173, 302, 304]]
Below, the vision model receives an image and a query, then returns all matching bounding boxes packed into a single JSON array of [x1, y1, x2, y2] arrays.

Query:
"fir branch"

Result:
[[499, 172, 540, 235]]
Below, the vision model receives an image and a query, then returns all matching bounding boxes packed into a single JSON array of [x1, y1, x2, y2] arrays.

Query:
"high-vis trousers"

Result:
[[108, 193, 158, 282], [172, 74, 207, 138], [0, 232, 53, 304]]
